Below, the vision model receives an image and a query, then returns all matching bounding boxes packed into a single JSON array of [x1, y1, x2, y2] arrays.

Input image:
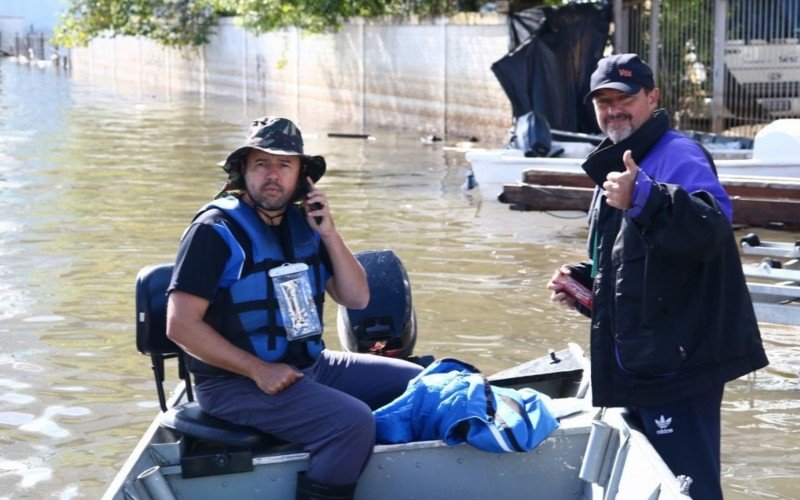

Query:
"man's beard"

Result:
[[604, 113, 634, 143], [246, 180, 292, 212]]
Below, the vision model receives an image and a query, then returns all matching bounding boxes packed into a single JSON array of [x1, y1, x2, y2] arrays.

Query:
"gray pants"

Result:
[[194, 350, 423, 486]]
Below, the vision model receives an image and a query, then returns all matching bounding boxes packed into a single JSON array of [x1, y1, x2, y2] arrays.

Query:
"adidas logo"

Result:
[[655, 415, 674, 435]]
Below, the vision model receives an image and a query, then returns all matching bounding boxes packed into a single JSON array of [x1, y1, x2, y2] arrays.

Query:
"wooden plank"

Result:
[[522, 170, 594, 189], [499, 184, 594, 212], [730, 197, 800, 228], [724, 182, 800, 199], [520, 168, 800, 199], [501, 183, 800, 229]]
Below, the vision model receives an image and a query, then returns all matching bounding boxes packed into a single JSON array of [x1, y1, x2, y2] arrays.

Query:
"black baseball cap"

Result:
[[584, 53, 655, 104]]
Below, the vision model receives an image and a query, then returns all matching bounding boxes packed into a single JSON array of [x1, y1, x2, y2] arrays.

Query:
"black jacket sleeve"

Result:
[[632, 183, 732, 262]]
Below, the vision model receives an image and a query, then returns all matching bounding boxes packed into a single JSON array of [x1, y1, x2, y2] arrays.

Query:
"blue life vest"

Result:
[[199, 197, 328, 365]]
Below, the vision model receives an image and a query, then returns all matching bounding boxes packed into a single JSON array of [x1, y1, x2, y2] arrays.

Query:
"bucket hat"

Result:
[[584, 53, 655, 104], [217, 117, 326, 198]]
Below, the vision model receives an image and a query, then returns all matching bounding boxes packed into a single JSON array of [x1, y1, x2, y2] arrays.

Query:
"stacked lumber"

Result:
[[499, 168, 800, 229]]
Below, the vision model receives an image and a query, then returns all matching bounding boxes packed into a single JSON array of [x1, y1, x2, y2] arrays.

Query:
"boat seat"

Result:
[[135, 263, 283, 451], [161, 401, 283, 449]]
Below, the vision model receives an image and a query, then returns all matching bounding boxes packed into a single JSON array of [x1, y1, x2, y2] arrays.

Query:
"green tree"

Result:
[[54, 0, 572, 48], [54, 0, 453, 48], [54, 0, 219, 48], [222, 0, 391, 35]]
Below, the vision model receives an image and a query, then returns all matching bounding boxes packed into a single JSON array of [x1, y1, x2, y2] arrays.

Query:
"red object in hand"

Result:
[[555, 275, 593, 310]]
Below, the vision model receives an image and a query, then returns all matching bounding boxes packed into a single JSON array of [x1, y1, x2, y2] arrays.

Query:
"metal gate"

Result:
[[618, 0, 800, 137]]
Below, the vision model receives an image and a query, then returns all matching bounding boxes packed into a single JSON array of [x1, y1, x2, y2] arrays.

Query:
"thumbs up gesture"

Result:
[[603, 150, 640, 210]]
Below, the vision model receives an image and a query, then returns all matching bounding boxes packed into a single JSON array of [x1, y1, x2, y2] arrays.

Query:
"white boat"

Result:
[[104, 345, 692, 500], [467, 119, 800, 201], [103, 260, 694, 499]]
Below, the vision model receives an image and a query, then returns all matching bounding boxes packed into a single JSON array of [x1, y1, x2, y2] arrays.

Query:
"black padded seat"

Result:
[[136, 264, 288, 452], [160, 401, 285, 449]]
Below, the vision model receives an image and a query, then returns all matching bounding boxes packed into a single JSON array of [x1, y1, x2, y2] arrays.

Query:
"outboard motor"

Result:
[[510, 110, 563, 158], [337, 249, 417, 359]]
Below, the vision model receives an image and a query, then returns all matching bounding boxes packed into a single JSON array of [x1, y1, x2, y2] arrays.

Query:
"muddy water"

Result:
[[0, 60, 798, 498]]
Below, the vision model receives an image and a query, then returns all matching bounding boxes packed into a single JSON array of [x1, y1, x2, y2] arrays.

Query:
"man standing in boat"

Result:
[[166, 116, 422, 500], [546, 54, 768, 499]]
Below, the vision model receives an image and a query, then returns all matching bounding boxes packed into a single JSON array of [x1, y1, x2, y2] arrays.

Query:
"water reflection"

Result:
[[0, 59, 799, 498]]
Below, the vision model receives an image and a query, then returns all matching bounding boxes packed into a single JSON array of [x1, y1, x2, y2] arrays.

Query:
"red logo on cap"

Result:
[[619, 69, 633, 77]]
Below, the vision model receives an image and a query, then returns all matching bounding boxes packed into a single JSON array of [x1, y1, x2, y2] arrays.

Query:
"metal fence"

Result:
[[619, 0, 800, 137]]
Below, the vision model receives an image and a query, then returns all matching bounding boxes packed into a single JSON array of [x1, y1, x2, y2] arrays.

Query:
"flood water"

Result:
[[1, 59, 799, 499]]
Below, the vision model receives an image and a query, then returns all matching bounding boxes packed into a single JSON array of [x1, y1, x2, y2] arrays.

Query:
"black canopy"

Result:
[[492, 2, 611, 134]]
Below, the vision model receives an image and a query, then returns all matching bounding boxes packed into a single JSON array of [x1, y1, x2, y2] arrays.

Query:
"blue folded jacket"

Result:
[[373, 358, 559, 453]]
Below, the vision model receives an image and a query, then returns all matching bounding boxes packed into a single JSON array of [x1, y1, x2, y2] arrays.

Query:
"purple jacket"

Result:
[[630, 130, 732, 222]]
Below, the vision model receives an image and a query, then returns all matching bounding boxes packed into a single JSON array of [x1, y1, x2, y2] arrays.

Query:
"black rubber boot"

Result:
[[296, 472, 357, 500]]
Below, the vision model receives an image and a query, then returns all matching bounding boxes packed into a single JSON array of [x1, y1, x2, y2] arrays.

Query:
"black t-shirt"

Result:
[[169, 209, 333, 368]]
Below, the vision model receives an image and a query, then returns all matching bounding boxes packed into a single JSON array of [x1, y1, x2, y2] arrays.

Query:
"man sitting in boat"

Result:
[[165, 116, 422, 500], [546, 54, 769, 500]]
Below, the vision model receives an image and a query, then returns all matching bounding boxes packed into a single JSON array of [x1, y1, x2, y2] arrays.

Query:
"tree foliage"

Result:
[[54, 0, 219, 48], [54, 0, 570, 48], [222, 0, 390, 35]]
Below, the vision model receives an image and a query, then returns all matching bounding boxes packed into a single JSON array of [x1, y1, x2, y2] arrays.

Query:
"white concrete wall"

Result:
[[70, 15, 512, 143], [364, 22, 446, 133]]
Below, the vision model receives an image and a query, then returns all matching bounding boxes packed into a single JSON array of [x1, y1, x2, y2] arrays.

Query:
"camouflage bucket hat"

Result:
[[217, 116, 326, 198]]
